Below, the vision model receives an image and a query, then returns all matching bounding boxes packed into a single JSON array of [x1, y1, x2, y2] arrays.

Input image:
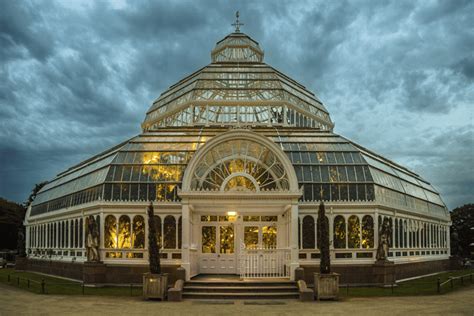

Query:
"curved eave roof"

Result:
[[29, 127, 448, 221]]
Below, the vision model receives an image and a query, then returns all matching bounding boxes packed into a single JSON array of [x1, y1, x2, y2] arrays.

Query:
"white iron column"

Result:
[[289, 203, 299, 280], [181, 203, 191, 280]]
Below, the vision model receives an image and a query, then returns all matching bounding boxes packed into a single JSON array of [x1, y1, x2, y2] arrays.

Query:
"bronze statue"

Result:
[[86, 215, 100, 262], [376, 217, 392, 261]]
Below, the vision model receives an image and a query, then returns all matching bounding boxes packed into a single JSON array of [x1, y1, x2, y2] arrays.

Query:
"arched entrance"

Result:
[[179, 129, 301, 280]]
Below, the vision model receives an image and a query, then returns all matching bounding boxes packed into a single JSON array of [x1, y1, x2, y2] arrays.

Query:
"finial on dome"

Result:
[[231, 11, 244, 32]]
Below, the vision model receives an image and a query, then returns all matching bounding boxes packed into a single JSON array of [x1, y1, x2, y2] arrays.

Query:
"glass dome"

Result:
[[29, 31, 449, 222]]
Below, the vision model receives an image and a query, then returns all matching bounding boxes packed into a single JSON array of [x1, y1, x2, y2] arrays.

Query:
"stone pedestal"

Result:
[[373, 260, 395, 286], [314, 273, 340, 300], [83, 262, 107, 284], [15, 256, 28, 271]]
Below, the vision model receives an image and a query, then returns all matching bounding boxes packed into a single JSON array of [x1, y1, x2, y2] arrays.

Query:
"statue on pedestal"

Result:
[[86, 215, 100, 262], [376, 218, 392, 261]]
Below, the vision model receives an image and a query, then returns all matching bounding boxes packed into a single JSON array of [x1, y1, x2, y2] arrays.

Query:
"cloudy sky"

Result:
[[0, 0, 473, 210]]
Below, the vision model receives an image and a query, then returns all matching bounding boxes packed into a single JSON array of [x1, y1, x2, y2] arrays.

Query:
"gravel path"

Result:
[[0, 283, 473, 315]]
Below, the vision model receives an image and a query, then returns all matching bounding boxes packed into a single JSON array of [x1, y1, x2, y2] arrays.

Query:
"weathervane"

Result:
[[231, 11, 244, 32]]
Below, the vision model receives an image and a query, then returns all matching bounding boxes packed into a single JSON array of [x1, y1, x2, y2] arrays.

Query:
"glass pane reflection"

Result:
[[202, 226, 216, 253], [220, 225, 234, 254]]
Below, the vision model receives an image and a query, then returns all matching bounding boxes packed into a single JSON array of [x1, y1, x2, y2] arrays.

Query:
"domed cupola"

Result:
[[211, 32, 264, 63], [211, 12, 264, 63]]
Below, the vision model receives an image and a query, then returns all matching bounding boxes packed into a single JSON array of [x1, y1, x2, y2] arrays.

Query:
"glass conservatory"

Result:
[[23, 29, 450, 284]]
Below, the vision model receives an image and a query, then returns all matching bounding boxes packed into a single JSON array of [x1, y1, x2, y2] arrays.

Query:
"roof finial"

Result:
[[231, 11, 244, 32]]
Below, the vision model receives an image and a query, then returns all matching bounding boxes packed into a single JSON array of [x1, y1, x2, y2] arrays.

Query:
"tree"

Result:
[[318, 201, 331, 274], [147, 202, 161, 274], [24, 181, 48, 208], [450, 204, 474, 258], [0, 198, 26, 250]]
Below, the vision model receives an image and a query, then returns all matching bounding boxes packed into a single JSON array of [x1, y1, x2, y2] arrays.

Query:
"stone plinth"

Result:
[[15, 256, 28, 271], [373, 260, 395, 286], [83, 262, 106, 284]]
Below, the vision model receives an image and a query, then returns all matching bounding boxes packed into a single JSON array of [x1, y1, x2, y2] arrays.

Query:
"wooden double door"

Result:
[[199, 223, 236, 274]]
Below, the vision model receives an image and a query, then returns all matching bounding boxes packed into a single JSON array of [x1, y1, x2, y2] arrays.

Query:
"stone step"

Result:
[[185, 281, 295, 287], [183, 285, 298, 293], [182, 292, 300, 300]]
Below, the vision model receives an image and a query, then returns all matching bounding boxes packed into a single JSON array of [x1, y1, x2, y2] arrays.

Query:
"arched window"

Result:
[[75, 219, 79, 248], [388, 218, 393, 247], [416, 222, 420, 248], [178, 217, 182, 249], [420, 222, 425, 248], [154, 215, 162, 248], [408, 221, 412, 248], [70, 221, 74, 248], [298, 217, 301, 249], [302, 216, 315, 249], [424, 223, 429, 248], [60, 222, 64, 248], [104, 215, 117, 249], [118, 215, 131, 249], [333, 215, 346, 249], [47, 223, 50, 248], [398, 220, 402, 248], [362, 215, 374, 249], [403, 220, 407, 248], [190, 139, 290, 192], [348, 215, 361, 248], [436, 226, 439, 247], [65, 221, 69, 248], [132, 215, 145, 249], [54, 222, 58, 248], [79, 218, 83, 248], [164, 215, 176, 249], [394, 219, 399, 248]]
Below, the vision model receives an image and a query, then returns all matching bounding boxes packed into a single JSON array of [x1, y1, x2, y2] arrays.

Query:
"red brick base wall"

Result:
[[301, 259, 450, 285], [24, 259, 180, 284]]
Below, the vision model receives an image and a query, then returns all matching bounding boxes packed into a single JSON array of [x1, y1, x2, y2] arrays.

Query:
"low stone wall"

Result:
[[301, 259, 450, 285], [394, 259, 450, 280], [24, 258, 180, 284], [26, 259, 83, 280], [301, 264, 374, 285]]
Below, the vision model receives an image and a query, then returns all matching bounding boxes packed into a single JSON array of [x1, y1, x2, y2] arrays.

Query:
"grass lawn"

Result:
[[0, 268, 141, 296], [0, 267, 472, 297], [341, 269, 474, 297]]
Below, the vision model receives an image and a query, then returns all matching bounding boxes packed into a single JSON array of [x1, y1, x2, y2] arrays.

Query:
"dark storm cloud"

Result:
[[0, 0, 472, 210]]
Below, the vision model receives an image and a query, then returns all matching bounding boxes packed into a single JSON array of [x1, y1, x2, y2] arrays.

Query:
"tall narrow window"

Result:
[[132, 215, 145, 249], [302, 215, 315, 249], [154, 216, 162, 248], [79, 218, 83, 248], [104, 215, 117, 249], [403, 220, 408, 248], [118, 215, 131, 249], [75, 219, 79, 248], [333, 215, 346, 249], [65, 221, 69, 248], [361, 215, 374, 249], [70, 221, 74, 248], [348, 215, 361, 248], [164, 215, 176, 249], [395, 219, 399, 248], [178, 217, 182, 249]]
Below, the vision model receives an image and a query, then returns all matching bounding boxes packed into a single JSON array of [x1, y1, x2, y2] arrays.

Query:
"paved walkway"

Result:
[[0, 283, 473, 315]]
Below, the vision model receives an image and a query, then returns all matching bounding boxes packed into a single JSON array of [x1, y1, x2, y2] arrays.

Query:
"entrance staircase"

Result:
[[182, 278, 299, 300]]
